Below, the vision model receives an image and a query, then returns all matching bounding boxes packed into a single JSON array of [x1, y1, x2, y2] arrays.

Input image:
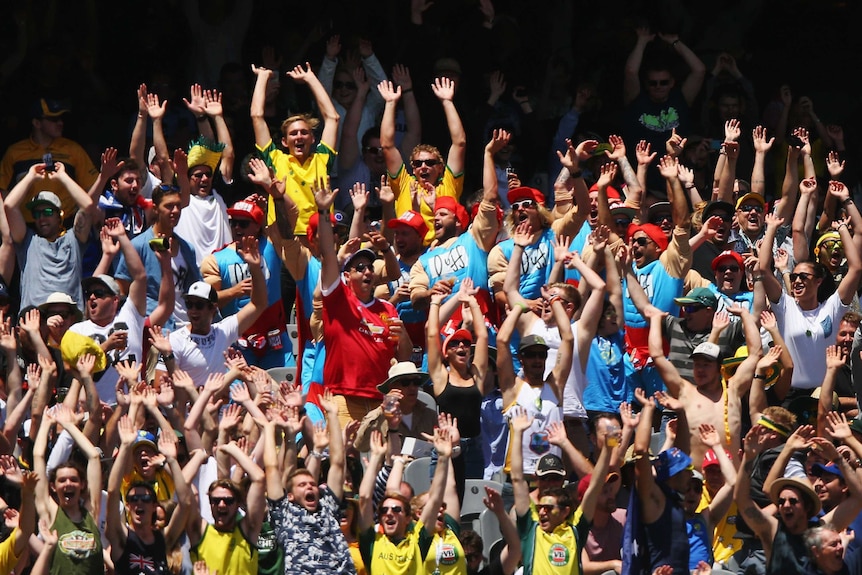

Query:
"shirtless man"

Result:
[[646, 305, 761, 468]]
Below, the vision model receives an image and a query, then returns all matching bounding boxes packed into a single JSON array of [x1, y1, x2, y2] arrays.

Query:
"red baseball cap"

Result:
[[711, 250, 744, 272], [387, 210, 428, 239], [507, 186, 545, 206], [589, 182, 622, 200], [227, 200, 265, 225], [435, 197, 469, 230]]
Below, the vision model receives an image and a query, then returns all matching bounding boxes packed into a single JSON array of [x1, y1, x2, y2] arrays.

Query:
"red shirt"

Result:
[[322, 280, 399, 399]]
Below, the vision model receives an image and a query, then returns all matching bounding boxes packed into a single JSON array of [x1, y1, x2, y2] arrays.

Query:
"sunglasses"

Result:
[[738, 204, 764, 214], [615, 218, 632, 226], [716, 265, 740, 273], [230, 219, 252, 229], [188, 171, 211, 180], [535, 504, 560, 512], [333, 81, 357, 90], [127, 493, 155, 504], [631, 237, 652, 246], [789, 272, 814, 282], [448, 339, 471, 349], [210, 496, 236, 506], [379, 505, 403, 515], [411, 158, 442, 168], [395, 379, 424, 388], [648, 79, 671, 87], [512, 199, 537, 210], [521, 350, 548, 359], [32, 207, 57, 218], [186, 300, 212, 310], [351, 262, 373, 272], [778, 497, 800, 506], [87, 289, 113, 299], [363, 146, 384, 155], [650, 214, 671, 224], [682, 305, 705, 314]]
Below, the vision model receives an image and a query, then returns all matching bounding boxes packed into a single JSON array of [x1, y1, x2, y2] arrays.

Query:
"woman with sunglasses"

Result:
[[427, 278, 489, 492], [758, 181, 862, 392], [106, 416, 193, 575]]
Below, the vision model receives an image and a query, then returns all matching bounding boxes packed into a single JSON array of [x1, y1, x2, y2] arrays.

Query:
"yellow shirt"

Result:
[[258, 140, 336, 234], [390, 165, 463, 244], [697, 489, 743, 564], [0, 529, 19, 575], [361, 520, 430, 575], [422, 518, 466, 575], [191, 522, 258, 575]]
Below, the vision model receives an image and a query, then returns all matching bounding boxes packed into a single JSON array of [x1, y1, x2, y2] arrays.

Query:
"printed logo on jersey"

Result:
[[548, 543, 570, 566]]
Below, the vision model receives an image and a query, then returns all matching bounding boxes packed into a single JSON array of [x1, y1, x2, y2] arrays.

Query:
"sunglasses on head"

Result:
[[158, 183, 181, 191], [379, 505, 403, 515], [210, 496, 236, 506], [351, 262, 373, 273], [31, 207, 57, 218], [789, 272, 814, 282], [738, 204, 764, 213], [127, 493, 155, 504], [333, 81, 357, 90], [512, 199, 536, 210], [186, 300, 211, 310], [631, 236, 652, 246], [648, 79, 671, 87], [230, 219, 252, 229], [716, 265, 740, 273], [87, 288, 113, 299], [411, 158, 442, 168]]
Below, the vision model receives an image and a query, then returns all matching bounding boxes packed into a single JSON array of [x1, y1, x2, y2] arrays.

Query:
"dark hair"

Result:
[[208, 479, 242, 501], [459, 529, 483, 552], [379, 492, 412, 518], [152, 184, 181, 207], [125, 481, 157, 500], [111, 158, 140, 181], [589, 412, 622, 435], [841, 311, 862, 327], [361, 127, 381, 149]]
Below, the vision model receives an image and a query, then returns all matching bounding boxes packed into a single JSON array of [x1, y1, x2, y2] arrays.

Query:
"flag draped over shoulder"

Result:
[[621, 487, 647, 575]]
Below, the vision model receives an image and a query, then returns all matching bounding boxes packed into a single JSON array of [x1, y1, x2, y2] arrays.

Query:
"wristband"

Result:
[[753, 374, 767, 380], [548, 295, 563, 306], [842, 197, 853, 206], [318, 209, 328, 215], [401, 87, 413, 93], [570, 169, 583, 179], [515, 302, 529, 313], [672, 39, 680, 48], [430, 302, 441, 306], [752, 276, 764, 283], [163, 352, 175, 361], [781, 270, 791, 276], [196, 115, 207, 121]]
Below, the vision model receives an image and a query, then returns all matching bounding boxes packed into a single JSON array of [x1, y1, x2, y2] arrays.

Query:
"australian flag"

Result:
[[621, 487, 647, 575]]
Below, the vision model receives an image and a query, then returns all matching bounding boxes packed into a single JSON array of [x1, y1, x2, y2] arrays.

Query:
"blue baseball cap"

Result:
[[654, 447, 693, 482]]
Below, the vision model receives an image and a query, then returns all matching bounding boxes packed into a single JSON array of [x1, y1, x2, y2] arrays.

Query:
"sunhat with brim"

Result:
[[770, 477, 821, 516], [722, 345, 779, 389], [653, 447, 693, 482], [377, 362, 430, 394], [39, 292, 83, 322]]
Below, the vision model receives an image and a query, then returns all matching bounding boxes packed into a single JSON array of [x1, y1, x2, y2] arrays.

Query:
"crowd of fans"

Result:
[[0, 2, 861, 575]]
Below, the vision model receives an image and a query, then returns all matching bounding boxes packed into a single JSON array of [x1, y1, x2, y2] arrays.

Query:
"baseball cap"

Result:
[[811, 462, 844, 481], [306, 211, 348, 242], [703, 201, 734, 221], [443, 328, 473, 354], [701, 447, 732, 469], [711, 250, 744, 272], [627, 223, 669, 251], [184, 281, 217, 303], [850, 418, 862, 436], [342, 248, 377, 272], [227, 200, 265, 225], [735, 192, 766, 210], [674, 287, 718, 309], [507, 186, 545, 207], [577, 471, 620, 500], [536, 454, 566, 478], [435, 197, 469, 230], [387, 210, 428, 239], [134, 430, 158, 451], [690, 342, 721, 362], [32, 98, 70, 119], [26, 191, 62, 211], [519, 334, 549, 352]]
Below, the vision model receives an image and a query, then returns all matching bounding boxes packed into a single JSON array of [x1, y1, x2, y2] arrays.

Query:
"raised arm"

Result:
[[829, 181, 862, 304], [250, 65, 275, 149], [106, 415, 137, 557], [203, 89, 234, 183], [313, 178, 341, 289], [393, 65, 422, 158], [287, 63, 340, 150], [647, 312, 683, 397], [219, 440, 266, 539], [736, 426, 780, 552], [431, 77, 466, 175], [632, 388, 664, 523], [510, 407, 534, 517], [378, 80, 405, 177], [358, 430, 388, 531], [757, 213, 785, 304], [623, 27, 653, 106]]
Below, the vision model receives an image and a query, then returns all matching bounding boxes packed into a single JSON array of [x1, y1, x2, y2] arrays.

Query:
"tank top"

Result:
[[766, 522, 809, 575], [642, 483, 688, 574], [50, 506, 103, 575], [117, 529, 169, 575], [526, 319, 587, 418], [505, 380, 562, 476], [191, 522, 258, 575], [435, 378, 482, 438]]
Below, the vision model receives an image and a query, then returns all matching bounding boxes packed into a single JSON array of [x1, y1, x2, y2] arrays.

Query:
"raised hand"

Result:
[[218, 402, 243, 432], [665, 129, 686, 157], [620, 401, 640, 430], [546, 421, 568, 446], [826, 151, 845, 178], [230, 382, 252, 404], [799, 176, 817, 196], [653, 390, 683, 412], [698, 423, 721, 447], [597, 161, 618, 189], [377, 80, 401, 103], [724, 119, 741, 142], [825, 345, 847, 370], [203, 89, 223, 117], [605, 134, 627, 161], [486, 128, 511, 155], [286, 62, 316, 84], [183, 84, 206, 116], [635, 140, 656, 166], [146, 93, 166, 120], [509, 406, 533, 434], [752, 126, 774, 153], [431, 76, 456, 101], [148, 326, 172, 356], [825, 411, 852, 441], [117, 414, 138, 445], [391, 64, 413, 91], [312, 177, 338, 212]]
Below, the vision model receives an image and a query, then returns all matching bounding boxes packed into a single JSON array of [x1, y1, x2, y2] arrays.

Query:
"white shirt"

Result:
[[166, 315, 239, 386]]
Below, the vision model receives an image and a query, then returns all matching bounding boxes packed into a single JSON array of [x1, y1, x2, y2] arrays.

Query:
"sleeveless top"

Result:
[[642, 483, 689, 575], [766, 521, 809, 575], [117, 529, 169, 575], [191, 522, 258, 575], [526, 319, 587, 418], [505, 380, 563, 475], [435, 378, 482, 438], [50, 506, 103, 575]]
